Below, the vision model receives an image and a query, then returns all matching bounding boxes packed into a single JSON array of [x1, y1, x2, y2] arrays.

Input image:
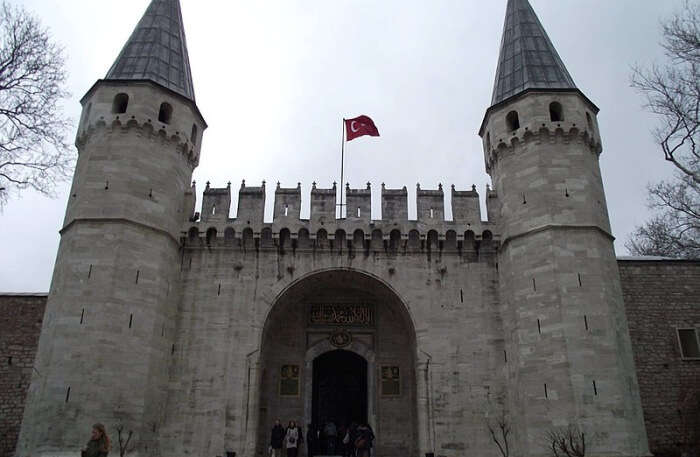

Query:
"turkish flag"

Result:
[[345, 115, 380, 141]]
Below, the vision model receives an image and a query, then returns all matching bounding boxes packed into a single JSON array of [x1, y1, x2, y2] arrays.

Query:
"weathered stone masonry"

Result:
[[3, 260, 698, 457], [0, 295, 46, 457], [619, 259, 700, 456]]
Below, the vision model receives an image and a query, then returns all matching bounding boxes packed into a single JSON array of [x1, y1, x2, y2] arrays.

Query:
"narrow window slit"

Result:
[[217, 284, 221, 296], [544, 383, 548, 399], [171, 344, 176, 355], [522, 193, 527, 204], [537, 319, 542, 334], [565, 188, 570, 197], [80, 308, 85, 325], [460, 289, 464, 303], [430, 208, 434, 219], [8, 356, 12, 366], [135, 270, 140, 284], [161, 324, 165, 337], [584, 315, 589, 331], [129, 314, 133, 329], [532, 278, 537, 291], [88, 264, 92, 279], [578, 273, 582, 287], [189, 258, 192, 268], [593, 380, 598, 396], [65, 387, 71, 403], [503, 350, 507, 363]]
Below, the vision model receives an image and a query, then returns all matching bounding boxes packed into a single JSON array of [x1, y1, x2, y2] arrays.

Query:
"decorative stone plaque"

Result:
[[309, 303, 374, 326], [329, 329, 352, 348], [279, 364, 300, 396], [381, 366, 401, 396]]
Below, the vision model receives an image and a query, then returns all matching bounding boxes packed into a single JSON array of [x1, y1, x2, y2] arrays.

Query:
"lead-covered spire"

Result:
[[106, 0, 195, 101], [490, 0, 576, 106]]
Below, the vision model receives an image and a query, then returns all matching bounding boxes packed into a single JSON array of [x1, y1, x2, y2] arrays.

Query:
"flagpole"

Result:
[[339, 118, 346, 218]]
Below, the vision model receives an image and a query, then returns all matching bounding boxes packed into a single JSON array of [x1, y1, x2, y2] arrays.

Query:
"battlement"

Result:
[[187, 180, 500, 249]]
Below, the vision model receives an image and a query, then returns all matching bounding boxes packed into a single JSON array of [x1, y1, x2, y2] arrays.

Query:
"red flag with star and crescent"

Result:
[[344, 115, 380, 141]]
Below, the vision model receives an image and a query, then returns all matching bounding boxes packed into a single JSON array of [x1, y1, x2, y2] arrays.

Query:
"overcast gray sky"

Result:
[[0, 0, 683, 292]]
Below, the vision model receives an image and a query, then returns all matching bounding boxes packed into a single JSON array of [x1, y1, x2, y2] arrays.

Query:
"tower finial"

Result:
[[490, 0, 576, 106], [106, 0, 196, 101]]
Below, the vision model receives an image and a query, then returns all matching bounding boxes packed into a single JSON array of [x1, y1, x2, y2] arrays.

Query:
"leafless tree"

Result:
[[545, 425, 586, 457], [628, 0, 699, 258], [0, 1, 73, 209], [486, 408, 511, 457], [115, 424, 136, 457]]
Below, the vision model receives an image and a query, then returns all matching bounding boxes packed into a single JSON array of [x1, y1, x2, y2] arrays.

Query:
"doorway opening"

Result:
[[312, 350, 368, 429]]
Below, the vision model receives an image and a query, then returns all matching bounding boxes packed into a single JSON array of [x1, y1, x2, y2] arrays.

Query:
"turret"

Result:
[[17, 1, 206, 455], [480, 1, 648, 456]]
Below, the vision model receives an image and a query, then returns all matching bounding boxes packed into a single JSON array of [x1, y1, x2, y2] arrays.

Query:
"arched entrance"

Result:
[[257, 269, 417, 457]]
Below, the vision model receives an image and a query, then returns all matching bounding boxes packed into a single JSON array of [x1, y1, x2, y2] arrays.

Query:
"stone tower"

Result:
[[479, 1, 649, 456], [16, 1, 206, 455]]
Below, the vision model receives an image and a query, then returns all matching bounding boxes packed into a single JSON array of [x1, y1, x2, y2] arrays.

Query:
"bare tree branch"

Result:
[[0, 1, 74, 209], [628, 1, 700, 259], [544, 425, 586, 457], [486, 407, 511, 457], [115, 424, 136, 457]]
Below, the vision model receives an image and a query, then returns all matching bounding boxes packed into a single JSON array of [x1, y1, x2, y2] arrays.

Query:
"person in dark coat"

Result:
[[353, 423, 374, 457], [270, 419, 285, 457], [81, 423, 110, 457]]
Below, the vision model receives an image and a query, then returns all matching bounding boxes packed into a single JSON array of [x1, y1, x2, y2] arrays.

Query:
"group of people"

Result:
[[271, 420, 375, 457], [270, 420, 304, 457]]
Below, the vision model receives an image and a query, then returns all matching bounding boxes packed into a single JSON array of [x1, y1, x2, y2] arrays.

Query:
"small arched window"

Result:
[[191, 124, 198, 145], [486, 132, 492, 151], [549, 102, 563, 122], [206, 227, 217, 244], [279, 228, 291, 248], [158, 103, 173, 124], [586, 112, 594, 131], [83, 103, 92, 125], [506, 111, 520, 131], [112, 93, 129, 114]]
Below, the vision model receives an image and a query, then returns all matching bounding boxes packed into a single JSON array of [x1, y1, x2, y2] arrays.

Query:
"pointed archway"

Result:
[[256, 269, 417, 457]]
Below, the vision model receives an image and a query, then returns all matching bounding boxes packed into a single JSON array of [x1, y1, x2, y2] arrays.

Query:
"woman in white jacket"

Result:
[[285, 420, 301, 457]]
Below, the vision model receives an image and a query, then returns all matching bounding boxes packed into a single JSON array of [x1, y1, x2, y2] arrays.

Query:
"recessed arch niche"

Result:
[[257, 269, 418, 457]]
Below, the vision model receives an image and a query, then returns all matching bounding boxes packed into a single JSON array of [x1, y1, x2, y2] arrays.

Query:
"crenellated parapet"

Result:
[[75, 81, 206, 168], [183, 180, 500, 252], [479, 91, 602, 174]]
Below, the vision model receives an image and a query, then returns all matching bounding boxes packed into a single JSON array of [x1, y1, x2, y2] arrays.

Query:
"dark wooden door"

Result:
[[312, 350, 368, 428]]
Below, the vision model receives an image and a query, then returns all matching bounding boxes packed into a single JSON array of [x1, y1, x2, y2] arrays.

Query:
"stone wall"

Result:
[[0, 294, 46, 457], [619, 259, 700, 457]]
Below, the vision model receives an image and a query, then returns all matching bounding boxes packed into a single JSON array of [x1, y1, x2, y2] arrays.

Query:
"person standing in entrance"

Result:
[[324, 421, 337, 455], [270, 419, 285, 457], [354, 423, 374, 457], [285, 420, 301, 457]]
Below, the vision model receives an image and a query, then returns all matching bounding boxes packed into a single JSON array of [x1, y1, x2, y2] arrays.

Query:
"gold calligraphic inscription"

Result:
[[309, 303, 374, 326], [381, 365, 400, 396], [279, 364, 300, 397]]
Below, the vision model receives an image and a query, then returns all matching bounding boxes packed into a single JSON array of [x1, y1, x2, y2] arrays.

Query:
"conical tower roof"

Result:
[[490, 0, 576, 106], [105, 0, 195, 101]]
